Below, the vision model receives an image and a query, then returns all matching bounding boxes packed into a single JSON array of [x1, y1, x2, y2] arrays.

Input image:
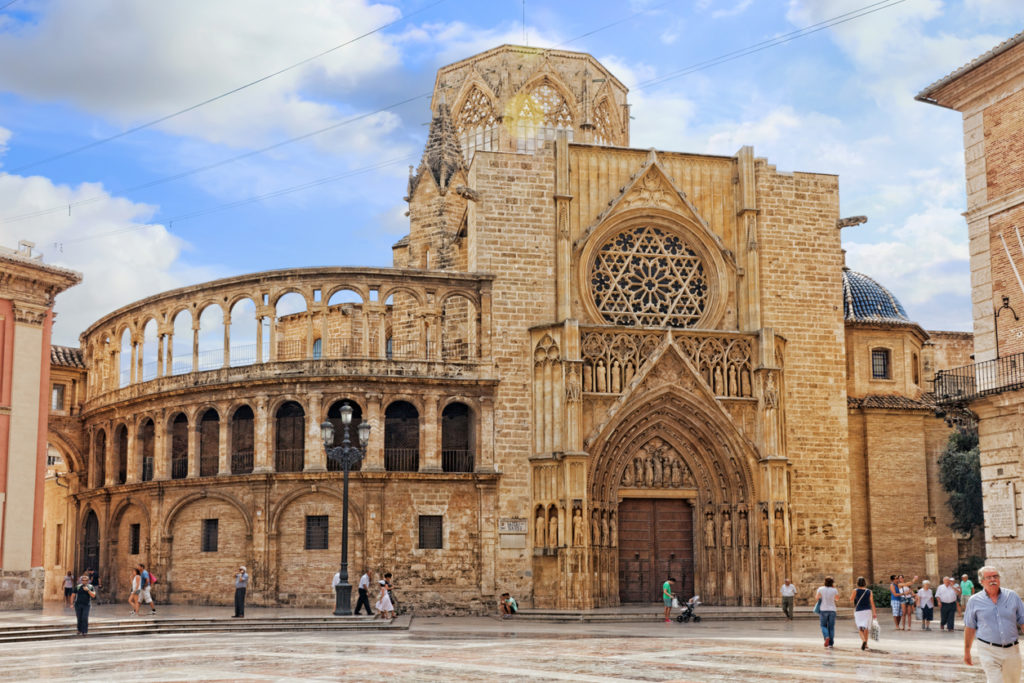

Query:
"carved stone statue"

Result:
[[601, 513, 610, 547], [549, 513, 559, 548], [721, 513, 732, 547], [572, 508, 584, 546], [652, 455, 662, 487], [643, 458, 653, 487], [566, 367, 581, 403], [622, 461, 634, 487], [609, 513, 617, 547], [535, 512, 545, 547], [774, 508, 785, 546], [670, 461, 681, 487], [760, 508, 770, 546], [738, 510, 749, 547], [704, 512, 716, 548], [591, 510, 600, 545]]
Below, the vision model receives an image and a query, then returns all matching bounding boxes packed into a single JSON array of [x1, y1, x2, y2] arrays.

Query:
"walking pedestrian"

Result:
[[780, 578, 796, 619], [375, 579, 394, 620], [936, 576, 959, 632], [662, 576, 676, 622], [73, 574, 96, 636], [816, 576, 839, 648], [889, 575, 903, 629], [850, 576, 877, 651], [233, 566, 249, 617], [963, 565, 1024, 682], [961, 573, 975, 614], [137, 563, 156, 614], [62, 571, 75, 608], [128, 567, 142, 616], [917, 580, 935, 630], [384, 572, 397, 614], [353, 568, 373, 615]]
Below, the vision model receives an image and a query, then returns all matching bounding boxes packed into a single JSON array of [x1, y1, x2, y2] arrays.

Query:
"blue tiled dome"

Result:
[[842, 269, 911, 323]]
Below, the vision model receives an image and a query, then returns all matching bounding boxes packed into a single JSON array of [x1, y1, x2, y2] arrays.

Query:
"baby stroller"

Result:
[[675, 595, 702, 623]]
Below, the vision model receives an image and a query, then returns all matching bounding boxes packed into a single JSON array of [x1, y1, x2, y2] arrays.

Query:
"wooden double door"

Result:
[[618, 498, 693, 603]]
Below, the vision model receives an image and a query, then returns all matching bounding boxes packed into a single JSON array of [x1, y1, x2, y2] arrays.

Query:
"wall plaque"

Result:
[[988, 481, 1018, 538], [499, 517, 527, 534]]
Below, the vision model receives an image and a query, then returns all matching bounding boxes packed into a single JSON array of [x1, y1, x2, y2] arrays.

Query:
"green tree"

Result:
[[937, 430, 983, 534]]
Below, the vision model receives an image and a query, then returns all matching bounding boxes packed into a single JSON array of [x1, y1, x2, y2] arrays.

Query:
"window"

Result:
[[912, 353, 920, 385], [55, 523, 63, 565], [871, 349, 891, 379], [130, 523, 140, 555], [418, 515, 443, 549], [305, 515, 329, 550], [312, 338, 322, 359], [51, 384, 66, 411], [202, 519, 219, 552]]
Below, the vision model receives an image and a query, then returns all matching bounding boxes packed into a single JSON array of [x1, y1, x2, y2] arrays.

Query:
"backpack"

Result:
[[149, 572, 159, 586]]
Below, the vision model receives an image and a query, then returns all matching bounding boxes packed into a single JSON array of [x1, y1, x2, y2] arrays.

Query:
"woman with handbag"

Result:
[[850, 577, 877, 651], [815, 576, 839, 648]]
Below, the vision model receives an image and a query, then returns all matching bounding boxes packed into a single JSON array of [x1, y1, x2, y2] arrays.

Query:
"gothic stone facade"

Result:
[[43, 45, 967, 611]]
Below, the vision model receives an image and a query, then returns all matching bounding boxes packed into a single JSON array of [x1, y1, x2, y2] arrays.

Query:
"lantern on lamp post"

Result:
[[320, 402, 371, 616]]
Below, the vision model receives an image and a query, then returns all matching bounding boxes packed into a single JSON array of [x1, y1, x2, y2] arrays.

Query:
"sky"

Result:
[[1, 0, 1021, 347]]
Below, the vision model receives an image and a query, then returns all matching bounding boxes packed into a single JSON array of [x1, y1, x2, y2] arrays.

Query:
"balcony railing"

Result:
[[385, 448, 419, 472], [141, 458, 154, 481], [276, 448, 304, 473], [171, 459, 188, 479], [442, 450, 474, 473], [231, 450, 254, 474], [200, 455, 219, 477], [933, 350, 1024, 404]]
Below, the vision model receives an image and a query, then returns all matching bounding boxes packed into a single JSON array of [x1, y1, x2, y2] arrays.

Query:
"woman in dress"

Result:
[[375, 579, 394, 620], [128, 567, 142, 616], [850, 576, 877, 651], [815, 576, 839, 648]]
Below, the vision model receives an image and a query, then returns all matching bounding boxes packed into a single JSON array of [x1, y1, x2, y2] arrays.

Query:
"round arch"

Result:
[[161, 490, 254, 539]]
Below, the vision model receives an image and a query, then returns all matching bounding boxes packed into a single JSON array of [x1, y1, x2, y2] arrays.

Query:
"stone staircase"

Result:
[[0, 613, 411, 643], [513, 606, 830, 623]]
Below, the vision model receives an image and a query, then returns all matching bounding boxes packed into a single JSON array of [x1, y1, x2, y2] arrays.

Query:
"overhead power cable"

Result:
[[8, 0, 447, 173], [635, 0, 906, 91], [0, 0, 21, 11]]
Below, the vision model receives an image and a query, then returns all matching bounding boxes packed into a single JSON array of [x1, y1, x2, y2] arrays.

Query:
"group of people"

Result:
[[334, 568, 397, 619], [888, 573, 974, 632]]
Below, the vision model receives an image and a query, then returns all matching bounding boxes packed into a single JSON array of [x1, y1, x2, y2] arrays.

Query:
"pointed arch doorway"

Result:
[[82, 511, 100, 574], [618, 497, 693, 603]]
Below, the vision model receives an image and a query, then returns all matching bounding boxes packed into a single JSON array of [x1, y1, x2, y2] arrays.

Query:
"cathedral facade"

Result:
[[42, 45, 970, 611]]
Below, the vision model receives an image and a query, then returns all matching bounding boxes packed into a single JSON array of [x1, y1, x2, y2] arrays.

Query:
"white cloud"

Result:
[[0, 0, 403, 149], [710, 0, 754, 19], [0, 173, 220, 345], [0, 125, 9, 159], [965, 0, 1024, 23]]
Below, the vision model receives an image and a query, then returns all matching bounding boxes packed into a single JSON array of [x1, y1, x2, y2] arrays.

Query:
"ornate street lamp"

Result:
[[321, 402, 371, 616]]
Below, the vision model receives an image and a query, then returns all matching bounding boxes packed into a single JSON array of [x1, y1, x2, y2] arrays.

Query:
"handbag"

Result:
[[813, 599, 821, 614], [671, 597, 680, 608], [870, 618, 880, 641]]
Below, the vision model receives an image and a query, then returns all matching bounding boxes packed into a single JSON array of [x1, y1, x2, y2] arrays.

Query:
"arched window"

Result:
[[139, 419, 155, 481], [514, 82, 574, 154], [93, 429, 106, 488], [456, 85, 498, 162], [312, 338, 322, 360], [200, 409, 219, 477], [171, 413, 189, 479], [871, 348, 891, 380], [385, 401, 419, 472], [275, 401, 305, 472], [82, 511, 100, 575], [231, 405, 255, 474], [114, 424, 128, 484], [326, 401, 363, 472], [441, 402, 474, 472]]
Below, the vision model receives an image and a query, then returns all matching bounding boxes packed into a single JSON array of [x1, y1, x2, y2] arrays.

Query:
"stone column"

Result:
[[188, 422, 201, 478], [363, 393, 384, 471], [477, 396, 494, 472], [304, 392, 326, 472], [165, 333, 174, 375], [126, 421, 140, 484], [157, 334, 166, 378], [191, 323, 200, 372], [421, 393, 440, 472], [105, 422, 117, 487], [218, 407, 230, 475], [253, 397, 272, 473], [154, 414, 169, 481], [255, 315, 264, 363], [222, 312, 232, 368]]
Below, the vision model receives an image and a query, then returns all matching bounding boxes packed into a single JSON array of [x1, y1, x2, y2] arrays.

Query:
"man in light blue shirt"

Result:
[[964, 565, 1024, 682]]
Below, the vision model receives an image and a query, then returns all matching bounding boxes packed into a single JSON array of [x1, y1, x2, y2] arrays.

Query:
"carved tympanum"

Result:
[[619, 438, 693, 489]]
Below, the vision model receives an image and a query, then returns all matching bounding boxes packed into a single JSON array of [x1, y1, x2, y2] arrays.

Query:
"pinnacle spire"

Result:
[[416, 100, 466, 194]]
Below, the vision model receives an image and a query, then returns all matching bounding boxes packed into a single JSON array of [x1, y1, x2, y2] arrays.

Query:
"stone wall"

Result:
[[0, 568, 45, 609]]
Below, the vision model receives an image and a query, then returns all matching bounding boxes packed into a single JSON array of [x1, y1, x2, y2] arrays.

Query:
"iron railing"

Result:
[[442, 450, 474, 473], [200, 455, 219, 477], [141, 458, 154, 481], [231, 450, 254, 474], [275, 448, 304, 473], [933, 350, 1024, 404], [171, 459, 188, 479], [385, 448, 419, 472]]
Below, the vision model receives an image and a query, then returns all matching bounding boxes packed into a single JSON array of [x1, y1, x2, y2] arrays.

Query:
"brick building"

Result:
[[918, 31, 1024, 588], [0, 241, 79, 607], [42, 45, 970, 612]]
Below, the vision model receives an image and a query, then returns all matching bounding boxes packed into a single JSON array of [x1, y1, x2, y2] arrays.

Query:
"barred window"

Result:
[[130, 523, 140, 555], [202, 519, 219, 552], [418, 515, 443, 549], [305, 515, 329, 550], [871, 349, 891, 379], [51, 384, 66, 411]]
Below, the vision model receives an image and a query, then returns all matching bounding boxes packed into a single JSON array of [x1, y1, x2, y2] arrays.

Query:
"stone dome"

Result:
[[842, 268, 911, 324]]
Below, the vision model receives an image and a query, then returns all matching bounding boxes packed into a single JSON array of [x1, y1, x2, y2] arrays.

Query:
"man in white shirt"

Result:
[[353, 568, 373, 615], [936, 576, 960, 632], [781, 579, 797, 619]]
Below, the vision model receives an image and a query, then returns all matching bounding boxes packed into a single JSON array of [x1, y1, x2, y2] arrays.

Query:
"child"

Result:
[[500, 592, 518, 618]]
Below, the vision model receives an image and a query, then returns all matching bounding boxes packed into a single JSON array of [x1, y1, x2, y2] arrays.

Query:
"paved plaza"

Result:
[[0, 607, 988, 681]]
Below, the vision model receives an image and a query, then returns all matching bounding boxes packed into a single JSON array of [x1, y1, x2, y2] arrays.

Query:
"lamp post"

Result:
[[321, 403, 371, 616]]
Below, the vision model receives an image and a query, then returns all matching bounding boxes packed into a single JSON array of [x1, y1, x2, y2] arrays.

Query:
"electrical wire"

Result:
[[0, 0, 21, 11], [7, 0, 448, 173]]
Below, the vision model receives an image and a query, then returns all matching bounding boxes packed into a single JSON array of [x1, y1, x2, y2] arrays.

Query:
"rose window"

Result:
[[590, 225, 708, 328]]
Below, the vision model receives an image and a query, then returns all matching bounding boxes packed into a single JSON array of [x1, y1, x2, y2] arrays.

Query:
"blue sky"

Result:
[[0, 0, 1021, 346]]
